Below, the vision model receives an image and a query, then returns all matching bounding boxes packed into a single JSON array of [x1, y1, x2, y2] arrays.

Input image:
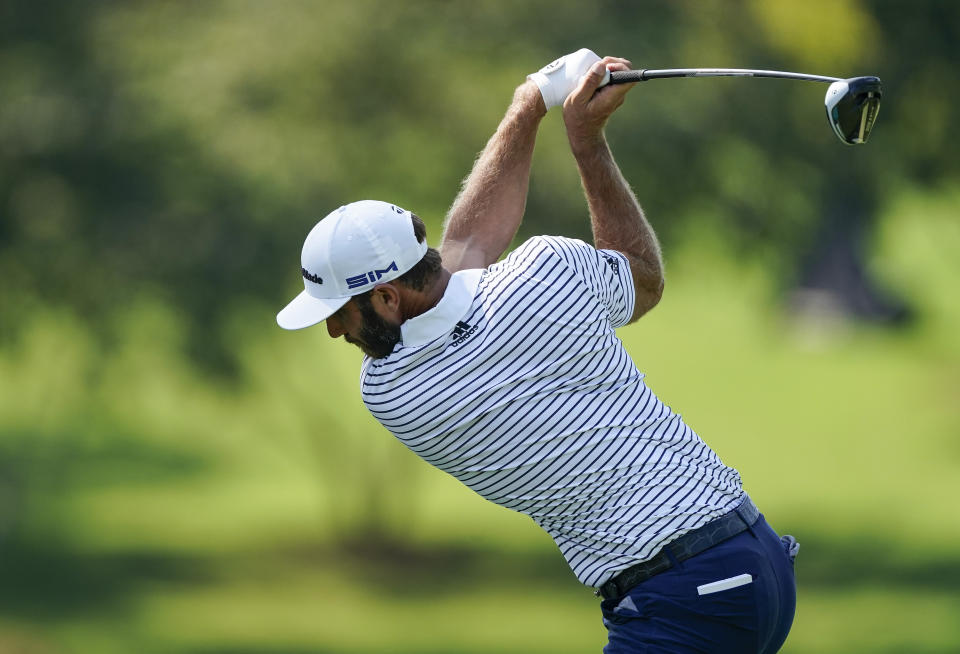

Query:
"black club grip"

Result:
[[606, 70, 647, 85]]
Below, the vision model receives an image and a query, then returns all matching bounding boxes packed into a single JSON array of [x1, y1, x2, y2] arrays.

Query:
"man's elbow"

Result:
[[629, 275, 664, 323]]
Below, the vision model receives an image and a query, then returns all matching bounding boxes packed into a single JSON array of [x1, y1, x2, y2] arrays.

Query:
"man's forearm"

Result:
[[571, 135, 664, 320], [440, 81, 547, 272]]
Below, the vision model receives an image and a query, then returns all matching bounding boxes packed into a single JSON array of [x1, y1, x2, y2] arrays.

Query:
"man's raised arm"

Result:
[[439, 81, 546, 273], [563, 60, 665, 323], [440, 50, 607, 273]]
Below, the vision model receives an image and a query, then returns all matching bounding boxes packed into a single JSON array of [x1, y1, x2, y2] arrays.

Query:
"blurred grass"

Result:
[[1, 186, 958, 653]]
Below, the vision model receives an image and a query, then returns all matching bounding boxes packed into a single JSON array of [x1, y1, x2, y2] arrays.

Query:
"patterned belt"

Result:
[[596, 495, 761, 600]]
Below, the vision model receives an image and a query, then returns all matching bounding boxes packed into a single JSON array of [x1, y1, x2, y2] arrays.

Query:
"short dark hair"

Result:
[[397, 213, 443, 291]]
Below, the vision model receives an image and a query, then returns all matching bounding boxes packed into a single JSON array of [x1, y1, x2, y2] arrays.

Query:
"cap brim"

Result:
[[276, 291, 350, 330]]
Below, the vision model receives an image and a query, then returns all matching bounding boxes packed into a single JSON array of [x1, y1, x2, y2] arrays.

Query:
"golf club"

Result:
[[603, 68, 882, 145]]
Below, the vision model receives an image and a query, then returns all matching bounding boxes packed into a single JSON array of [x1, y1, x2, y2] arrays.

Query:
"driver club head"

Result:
[[824, 76, 882, 145]]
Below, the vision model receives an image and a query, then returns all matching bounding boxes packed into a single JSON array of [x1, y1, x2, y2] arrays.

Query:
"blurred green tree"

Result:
[[1, 0, 957, 368]]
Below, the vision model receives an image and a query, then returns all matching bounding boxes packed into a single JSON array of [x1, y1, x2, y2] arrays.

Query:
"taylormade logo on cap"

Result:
[[276, 200, 429, 330]]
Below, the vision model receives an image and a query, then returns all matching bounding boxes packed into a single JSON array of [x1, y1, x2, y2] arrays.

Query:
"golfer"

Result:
[[278, 50, 798, 653]]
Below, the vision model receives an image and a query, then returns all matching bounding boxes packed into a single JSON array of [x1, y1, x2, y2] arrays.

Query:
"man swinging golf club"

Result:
[[278, 50, 799, 653]]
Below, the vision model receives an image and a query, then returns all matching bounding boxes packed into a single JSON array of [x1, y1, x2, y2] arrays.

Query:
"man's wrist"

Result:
[[568, 129, 607, 159], [516, 80, 548, 119]]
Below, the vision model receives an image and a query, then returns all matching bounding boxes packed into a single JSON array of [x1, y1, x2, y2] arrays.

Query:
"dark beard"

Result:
[[350, 293, 402, 359]]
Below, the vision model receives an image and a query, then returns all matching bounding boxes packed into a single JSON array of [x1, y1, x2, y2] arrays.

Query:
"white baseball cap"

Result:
[[276, 200, 428, 330]]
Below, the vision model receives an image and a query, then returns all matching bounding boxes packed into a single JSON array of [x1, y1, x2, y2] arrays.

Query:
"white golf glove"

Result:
[[527, 48, 610, 109]]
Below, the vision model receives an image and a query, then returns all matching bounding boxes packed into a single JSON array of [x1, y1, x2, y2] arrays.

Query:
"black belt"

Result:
[[596, 495, 760, 600]]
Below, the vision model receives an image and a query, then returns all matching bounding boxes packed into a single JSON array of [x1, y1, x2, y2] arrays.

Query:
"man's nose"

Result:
[[326, 316, 345, 339]]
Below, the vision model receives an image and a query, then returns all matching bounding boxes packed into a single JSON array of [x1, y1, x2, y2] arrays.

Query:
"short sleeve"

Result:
[[536, 236, 636, 328]]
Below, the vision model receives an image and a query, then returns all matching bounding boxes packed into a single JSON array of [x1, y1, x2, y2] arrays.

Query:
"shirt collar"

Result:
[[401, 268, 483, 347]]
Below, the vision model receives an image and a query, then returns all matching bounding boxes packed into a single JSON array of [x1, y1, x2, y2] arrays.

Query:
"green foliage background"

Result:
[[1, 1, 958, 652]]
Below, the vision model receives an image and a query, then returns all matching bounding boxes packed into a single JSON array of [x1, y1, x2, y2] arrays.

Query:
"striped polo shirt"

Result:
[[360, 235, 743, 588]]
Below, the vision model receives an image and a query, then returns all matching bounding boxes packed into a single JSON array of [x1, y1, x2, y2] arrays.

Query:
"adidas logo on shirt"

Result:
[[601, 252, 620, 274], [451, 320, 477, 347]]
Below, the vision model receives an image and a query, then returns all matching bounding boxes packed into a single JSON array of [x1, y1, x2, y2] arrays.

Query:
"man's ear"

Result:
[[371, 283, 402, 319]]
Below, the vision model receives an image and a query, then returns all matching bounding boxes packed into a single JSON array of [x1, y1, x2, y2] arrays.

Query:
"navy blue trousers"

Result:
[[601, 515, 797, 653]]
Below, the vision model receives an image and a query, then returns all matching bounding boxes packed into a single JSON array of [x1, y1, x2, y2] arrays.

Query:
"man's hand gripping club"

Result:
[[527, 48, 610, 110]]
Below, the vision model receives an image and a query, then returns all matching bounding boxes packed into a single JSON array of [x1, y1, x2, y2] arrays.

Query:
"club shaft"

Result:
[[608, 68, 841, 85]]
